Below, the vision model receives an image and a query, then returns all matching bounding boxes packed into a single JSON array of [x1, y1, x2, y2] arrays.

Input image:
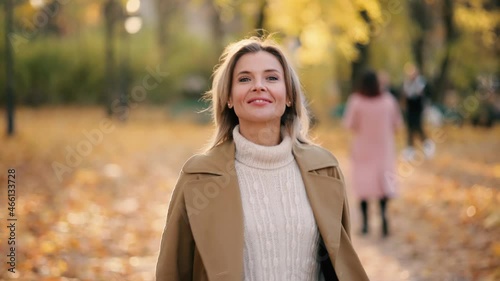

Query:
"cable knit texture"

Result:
[[232, 125, 320, 281]]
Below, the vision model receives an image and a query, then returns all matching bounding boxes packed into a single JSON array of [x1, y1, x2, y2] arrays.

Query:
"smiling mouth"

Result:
[[248, 99, 272, 104]]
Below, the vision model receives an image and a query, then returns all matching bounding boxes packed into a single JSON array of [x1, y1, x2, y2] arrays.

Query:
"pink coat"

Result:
[[342, 92, 402, 199]]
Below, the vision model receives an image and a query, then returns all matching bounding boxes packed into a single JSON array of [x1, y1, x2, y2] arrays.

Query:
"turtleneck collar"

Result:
[[232, 125, 294, 170]]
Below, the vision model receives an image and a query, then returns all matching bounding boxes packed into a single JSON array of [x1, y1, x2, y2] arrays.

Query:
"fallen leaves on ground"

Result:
[[0, 107, 498, 281]]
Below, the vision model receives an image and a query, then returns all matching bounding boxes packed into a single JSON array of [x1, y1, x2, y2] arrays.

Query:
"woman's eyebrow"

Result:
[[235, 69, 281, 76], [264, 69, 281, 74], [235, 70, 251, 76]]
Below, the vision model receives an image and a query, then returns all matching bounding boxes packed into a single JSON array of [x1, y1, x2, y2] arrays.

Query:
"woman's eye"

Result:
[[238, 77, 250, 82], [267, 76, 279, 81]]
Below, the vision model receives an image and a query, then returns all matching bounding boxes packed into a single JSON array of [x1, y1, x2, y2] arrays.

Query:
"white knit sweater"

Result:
[[232, 126, 321, 281]]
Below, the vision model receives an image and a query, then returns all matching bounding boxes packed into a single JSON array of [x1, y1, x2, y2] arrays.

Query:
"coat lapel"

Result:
[[293, 142, 346, 266], [182, 141, 244, 281]]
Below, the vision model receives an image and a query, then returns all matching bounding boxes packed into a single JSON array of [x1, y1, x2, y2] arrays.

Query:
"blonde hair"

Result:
[[204, 35, 312, 150]]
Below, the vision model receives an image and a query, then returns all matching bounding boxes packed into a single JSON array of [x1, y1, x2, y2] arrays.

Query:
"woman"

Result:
[[343, 69, 403, 237], [156, 36, 369, 281]]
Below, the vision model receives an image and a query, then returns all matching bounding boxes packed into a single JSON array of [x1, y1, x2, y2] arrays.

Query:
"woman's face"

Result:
[[229, 51, 288, 130]]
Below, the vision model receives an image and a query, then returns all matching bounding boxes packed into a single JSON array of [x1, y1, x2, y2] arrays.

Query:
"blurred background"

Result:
[[0, 0, 499, 280], [1, 0, 498, 119]]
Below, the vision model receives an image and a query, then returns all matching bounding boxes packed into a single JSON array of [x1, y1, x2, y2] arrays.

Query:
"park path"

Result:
[[339, 154, 414, 281], [353, 236, 412, 281]]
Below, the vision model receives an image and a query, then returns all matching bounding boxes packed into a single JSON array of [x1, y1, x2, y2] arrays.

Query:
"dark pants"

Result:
[[406, 97, 427, 146]]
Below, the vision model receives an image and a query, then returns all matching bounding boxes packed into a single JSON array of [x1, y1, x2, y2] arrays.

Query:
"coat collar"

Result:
[[182, 140, 344, 280], [183, 140, 339, 174]]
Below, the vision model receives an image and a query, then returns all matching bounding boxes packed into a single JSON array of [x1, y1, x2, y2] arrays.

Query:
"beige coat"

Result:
[[156, 140, 369, 281]]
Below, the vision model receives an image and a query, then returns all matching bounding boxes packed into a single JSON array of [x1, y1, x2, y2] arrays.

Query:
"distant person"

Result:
[[156, 36, 369, 281], [343, 69, 403, 237], [401, 64, 435, 160]]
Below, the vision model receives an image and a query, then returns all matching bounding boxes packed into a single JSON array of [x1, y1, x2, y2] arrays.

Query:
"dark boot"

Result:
[[360, 200, 368, 235], [380, 198, 389, 237]]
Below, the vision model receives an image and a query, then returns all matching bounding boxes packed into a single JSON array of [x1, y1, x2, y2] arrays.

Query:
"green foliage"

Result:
[[158, 30, 218, 102], [0, 26, 218, 106], [0, 30, 107, 105]]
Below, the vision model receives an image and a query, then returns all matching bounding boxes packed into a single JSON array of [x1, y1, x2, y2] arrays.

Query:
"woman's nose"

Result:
[[252, 80, 266, 92]]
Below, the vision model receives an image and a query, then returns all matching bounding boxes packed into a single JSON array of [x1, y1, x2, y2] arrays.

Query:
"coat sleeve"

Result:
[[156, 172, 195, 281]]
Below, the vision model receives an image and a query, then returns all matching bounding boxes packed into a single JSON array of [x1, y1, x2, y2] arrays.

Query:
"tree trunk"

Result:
[[104, 0, 120, 116], [255, 0, 267, 37], [408, 0, 432, 74], [209, 0, 225, 55], [495, 0, 500, 80], [5, 0, 15, 136], [104, 0, 124, 116], [157, 0, 168, 62], [411, 37, 425, 73], [350, 10, 371, 92], [156, 0, 178, 62], [433, 0, 457, 103]]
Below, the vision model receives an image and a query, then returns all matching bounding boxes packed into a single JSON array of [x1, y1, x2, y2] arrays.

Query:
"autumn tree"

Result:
[[156, 0, 180, 62], [453, 0, 499, 89], [4, 0, 15, 136], [408, 0, 432, 73], [254, 0, 267, 36], [265, 0, 383, 105], [408, 0, 498, 102], [208, 0, 226, 55], [407, 0, 454, 102], [103, 0, 124, 116], [350, 8, 375, 90], [433, 0, 458, 103]]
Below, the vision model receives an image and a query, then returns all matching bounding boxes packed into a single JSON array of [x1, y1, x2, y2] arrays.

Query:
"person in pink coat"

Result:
[[342, 69, 403, 237]]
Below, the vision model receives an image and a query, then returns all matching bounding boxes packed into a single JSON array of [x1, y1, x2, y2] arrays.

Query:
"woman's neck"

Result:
[[237, 121, 281, 146]]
